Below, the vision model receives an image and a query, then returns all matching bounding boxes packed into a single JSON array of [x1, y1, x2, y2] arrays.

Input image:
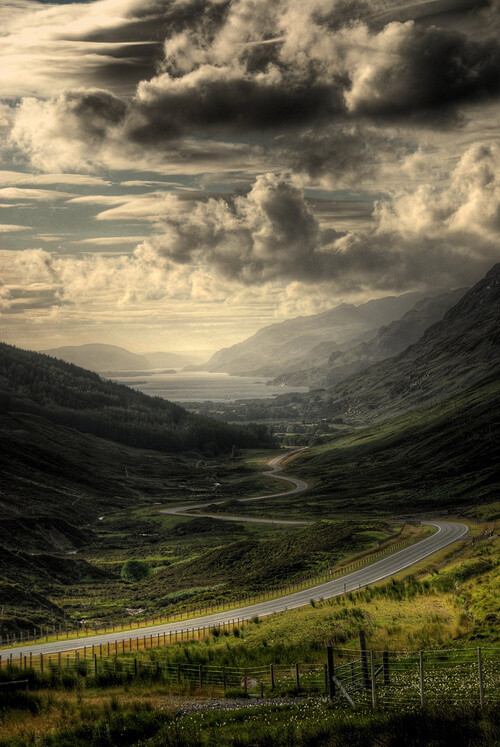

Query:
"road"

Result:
[[160, 448, 310, 525], [1, 451, 468, 659]]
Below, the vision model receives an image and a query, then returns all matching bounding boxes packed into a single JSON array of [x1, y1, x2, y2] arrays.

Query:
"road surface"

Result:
[[160, 448, 310, 525], [1, 451, 468, 659]]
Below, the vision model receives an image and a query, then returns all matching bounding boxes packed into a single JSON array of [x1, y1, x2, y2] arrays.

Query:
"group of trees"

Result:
[[0, 343, 276, 454]]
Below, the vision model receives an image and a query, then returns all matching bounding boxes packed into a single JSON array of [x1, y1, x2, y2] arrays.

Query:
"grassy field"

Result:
[[1, 429, 410, 636], [0, 435, 283, 634], [218, 377, 499, 520], [0, 691, 498, 746], [0, 536, 498, 745]]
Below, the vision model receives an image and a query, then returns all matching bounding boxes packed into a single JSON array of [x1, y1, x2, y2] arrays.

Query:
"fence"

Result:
[[0, 641, 498, 710], [0, 616, 243, 670], [0, 529, 431, 649]]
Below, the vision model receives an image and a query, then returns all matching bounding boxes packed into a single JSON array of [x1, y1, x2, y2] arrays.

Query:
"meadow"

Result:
[[0, 533, 498, 745]]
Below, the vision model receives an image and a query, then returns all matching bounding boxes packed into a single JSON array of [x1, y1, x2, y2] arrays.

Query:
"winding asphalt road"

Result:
[[1, 451, 468, 659], [160, 448, 310, 525]]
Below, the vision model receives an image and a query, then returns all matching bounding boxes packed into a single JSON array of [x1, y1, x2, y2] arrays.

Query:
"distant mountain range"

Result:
[[278, 263, 500, 424], [273, 288, 468, 387], [199, 291, 432, 377], [42, 343, 199, 372]]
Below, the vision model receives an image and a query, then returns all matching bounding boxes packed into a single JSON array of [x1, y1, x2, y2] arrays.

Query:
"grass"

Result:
[[0, 538, 498, 745], [0, 687, 498, 745], [235, 377, 499, 520]]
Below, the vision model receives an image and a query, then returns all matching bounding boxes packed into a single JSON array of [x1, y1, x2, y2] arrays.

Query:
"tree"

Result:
[[121, 559, 150, 582]]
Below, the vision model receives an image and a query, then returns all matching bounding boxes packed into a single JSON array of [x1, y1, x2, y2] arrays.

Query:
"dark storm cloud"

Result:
[[347, 24, 500, 118], [28, 21, 500, 154], [275, 126, 410, 185]]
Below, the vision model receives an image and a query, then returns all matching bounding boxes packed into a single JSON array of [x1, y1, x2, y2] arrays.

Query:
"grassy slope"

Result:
[[1, 536, 497, 747], [0, 412, 270, 551], [0, 411, 281, 630], [0, 411, 398, 630], [230, 376, 499, 519]]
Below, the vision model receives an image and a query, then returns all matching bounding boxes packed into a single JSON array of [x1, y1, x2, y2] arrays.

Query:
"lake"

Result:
[[110, 370, 308, 403]]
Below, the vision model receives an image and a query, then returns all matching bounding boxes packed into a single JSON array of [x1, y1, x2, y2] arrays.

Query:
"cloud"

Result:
[[0, 224, 32, 232], [0, 187, 75, 202], [138, 142, 500, 290], [70, 236, 146, 245], [138, 173, 330, 283], [339, 21, 500, 118], [0, 170, 111, 187], [7, 3, 500, 175]]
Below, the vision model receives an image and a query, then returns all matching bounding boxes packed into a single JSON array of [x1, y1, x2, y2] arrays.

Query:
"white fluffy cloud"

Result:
[[139, 142, 500, 290]]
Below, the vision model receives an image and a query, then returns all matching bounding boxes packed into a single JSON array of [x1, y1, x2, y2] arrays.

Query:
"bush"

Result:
[[121, 560, 151, 583]]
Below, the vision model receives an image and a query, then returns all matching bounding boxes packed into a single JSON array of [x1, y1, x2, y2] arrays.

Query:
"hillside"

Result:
[[235, 375, 499, 519], [273, 288, 468, 387], [0, 411, 236, 551], [272, 264, 500, 424], [42, 343, 197, 372], [200, 291, 428, 377], [0, 343, 274, 452]]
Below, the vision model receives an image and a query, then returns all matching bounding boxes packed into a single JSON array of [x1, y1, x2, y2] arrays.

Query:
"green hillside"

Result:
[[288, 375, 499, 515], [216, 376, 499, 520], [0, 342, 274, 453]]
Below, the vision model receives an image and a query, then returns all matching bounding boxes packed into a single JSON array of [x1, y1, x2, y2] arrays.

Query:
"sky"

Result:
[[0, 0, 499, 356]]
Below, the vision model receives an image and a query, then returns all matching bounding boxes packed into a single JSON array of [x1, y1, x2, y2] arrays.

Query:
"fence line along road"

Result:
[[2, 643, 498, 710], [1, 450, 468, 660], [0, 520, 468, 661]]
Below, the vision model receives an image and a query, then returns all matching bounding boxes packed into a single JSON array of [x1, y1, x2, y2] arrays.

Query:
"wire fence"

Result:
[[0, 643, 497, 709]]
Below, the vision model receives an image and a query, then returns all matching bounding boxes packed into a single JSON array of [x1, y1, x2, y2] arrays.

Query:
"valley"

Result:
[[0, 263, 498, 746]]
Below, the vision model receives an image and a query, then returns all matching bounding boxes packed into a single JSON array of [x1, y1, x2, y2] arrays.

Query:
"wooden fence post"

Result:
[[326, 646, 335, 700], [243, 668, 248, 696], [359, 630, 370, 690], [223, 666, 227, 692], [270, 664, 275, 691], [295, 663, 300, 691], [199, 664, 203, 688], [419, 650, 424, 708], [478, 647, 484, 709], [94, 654, 98, 676]]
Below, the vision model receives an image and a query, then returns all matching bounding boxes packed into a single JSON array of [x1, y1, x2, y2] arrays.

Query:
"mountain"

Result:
[[0, 343, 274, 453], [43, 343, 152, 372], [273, 288, 468, 387], [42, 343, 198, 372], [275, 263, 500, 424], [199, 291, 430, 377], [285, 375, 500, 515]]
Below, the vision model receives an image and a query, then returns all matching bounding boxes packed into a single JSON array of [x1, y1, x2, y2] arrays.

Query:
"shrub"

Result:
[[121, 560, 151, 583]]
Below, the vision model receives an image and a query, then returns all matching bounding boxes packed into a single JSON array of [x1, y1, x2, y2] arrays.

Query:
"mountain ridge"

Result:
[[272, 287, 469, 387], [200, 290, 433, 377], [42, 343, 198, 373], [274, 263, 500, 424]]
